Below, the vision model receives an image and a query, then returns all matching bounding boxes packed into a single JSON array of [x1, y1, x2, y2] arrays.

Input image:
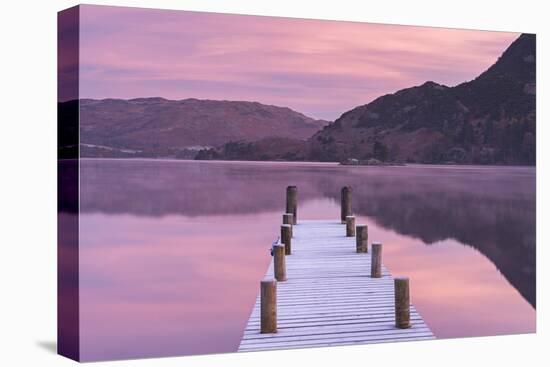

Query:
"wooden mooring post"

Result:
[[281, 224, 292, 255], [283, 213, 294, 237], [371, 242, 382, 278], [273, 244, 287, 281], [260, 279, 277, 333], [340, 186, 352, 223], [346, 216, 355, 237], [286, 186, 297, 225], [356, 224, 368, 253], [394, 277, 412, 329]]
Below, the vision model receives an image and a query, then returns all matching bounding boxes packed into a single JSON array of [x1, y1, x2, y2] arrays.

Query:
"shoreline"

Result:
[[76, 157, 536, 170]]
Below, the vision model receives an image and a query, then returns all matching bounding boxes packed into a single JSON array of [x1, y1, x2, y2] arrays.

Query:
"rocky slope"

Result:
[[69, 98, 327, 158], [308, 33, 536, 165]]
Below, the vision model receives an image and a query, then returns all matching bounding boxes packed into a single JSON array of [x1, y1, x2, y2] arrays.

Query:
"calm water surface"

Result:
[[77, 159, 535, 361]]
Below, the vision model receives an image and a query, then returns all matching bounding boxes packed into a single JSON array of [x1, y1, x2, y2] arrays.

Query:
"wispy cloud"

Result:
[[79, 5, 519, 120]]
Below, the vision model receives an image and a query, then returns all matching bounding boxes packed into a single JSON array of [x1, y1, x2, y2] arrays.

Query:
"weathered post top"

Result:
[[346, 215, 356, 237], [394, 276, 411, 329], [286, 186, 298, 225], [282, 213, 294, 237], [260, 278, 277, 333], [273, 244, 287, 282], [281, 224, 292, 255], [371, 242, 382, 278], [282, 213, 293, 225], [356, 224, 368, 253], [340, 186, 352, 223]]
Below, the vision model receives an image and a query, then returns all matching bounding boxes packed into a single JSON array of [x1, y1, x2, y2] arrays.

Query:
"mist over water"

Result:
[[77, 159, 535, 361]]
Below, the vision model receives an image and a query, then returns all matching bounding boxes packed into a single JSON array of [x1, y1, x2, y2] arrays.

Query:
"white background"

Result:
[[0, 0, 547, 366]]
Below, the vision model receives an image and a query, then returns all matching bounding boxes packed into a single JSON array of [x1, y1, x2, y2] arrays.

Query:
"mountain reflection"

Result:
[[77, 159, 535, 307]]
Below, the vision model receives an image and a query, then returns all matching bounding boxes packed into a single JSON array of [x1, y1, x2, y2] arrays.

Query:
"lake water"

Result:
[[76, 159, 536, 361]]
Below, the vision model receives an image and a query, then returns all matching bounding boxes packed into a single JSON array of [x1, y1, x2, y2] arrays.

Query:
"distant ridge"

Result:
[[63, 97, 328, 158]]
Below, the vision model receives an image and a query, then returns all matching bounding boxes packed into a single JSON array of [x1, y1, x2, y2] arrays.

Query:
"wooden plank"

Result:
[[240, 330, 434, 348], [244, 319, 426, 332], [238, 220, 434, 352], [239, 337, 435, 352]]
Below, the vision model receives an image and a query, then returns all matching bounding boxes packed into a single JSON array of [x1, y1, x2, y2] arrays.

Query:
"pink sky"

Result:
[[79, 5, 519, 120]]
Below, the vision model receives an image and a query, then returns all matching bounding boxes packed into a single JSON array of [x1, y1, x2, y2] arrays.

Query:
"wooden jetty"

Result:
[[238, 187, 434, 352]]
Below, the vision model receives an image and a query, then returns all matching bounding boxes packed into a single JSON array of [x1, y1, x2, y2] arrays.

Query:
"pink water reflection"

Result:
[[78, 160, 535, 360], [299, 199, 535, 338], [364, 217, 536, 338], [79, 213, 277, 361]]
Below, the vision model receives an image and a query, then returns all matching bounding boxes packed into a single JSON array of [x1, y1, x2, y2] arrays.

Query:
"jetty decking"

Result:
[[238, 220, 434, 352]]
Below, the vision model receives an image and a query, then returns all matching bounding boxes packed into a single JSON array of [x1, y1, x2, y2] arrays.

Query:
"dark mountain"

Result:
[[70, 98, 327, 158], [308, 33, 536, 165]]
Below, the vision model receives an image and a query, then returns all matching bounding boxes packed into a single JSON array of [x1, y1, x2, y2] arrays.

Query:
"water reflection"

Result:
[[80, 160, 535, 305], [78, 159, 535, 360], [79, 212, 278, 360]]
